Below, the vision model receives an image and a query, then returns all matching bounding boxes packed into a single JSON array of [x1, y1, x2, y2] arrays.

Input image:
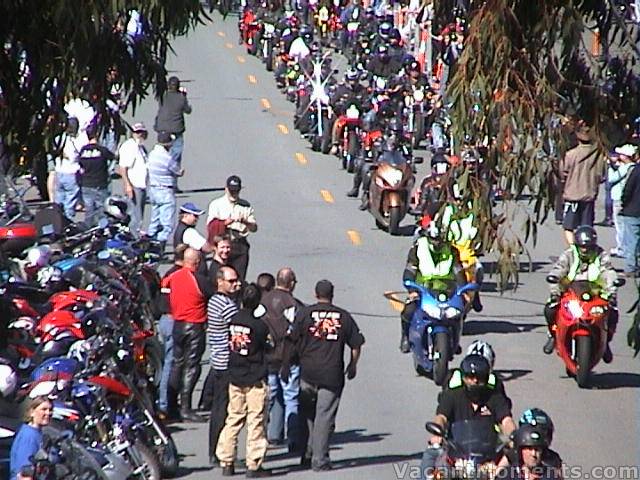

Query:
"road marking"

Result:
[[320, 190, 334, 203], [225, 42, 233, 49], [237, 55, 246, 63], [347, 230, 362, 246], [295, 152, 307, 165], [217, 31, 226, 37], [277, 124, 289, 134], [248, 74, 257, 84], [261, 98, 271, 109]]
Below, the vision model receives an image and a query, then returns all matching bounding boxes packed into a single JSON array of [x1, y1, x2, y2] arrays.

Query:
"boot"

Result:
[[602, 344, 613, 364], [358, 193, 369, 211], [346, 187, 359, 198], [399, 324, 410, 353], [543, 334, 555, 354], [471, 293, 483, 312]]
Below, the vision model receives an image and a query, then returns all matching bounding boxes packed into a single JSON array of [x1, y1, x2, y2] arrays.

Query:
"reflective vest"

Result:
[[442, 204, 478, 265], [415, 237, 455, 285], [448, 369, 497, 390], [567, 245, 601, 283]]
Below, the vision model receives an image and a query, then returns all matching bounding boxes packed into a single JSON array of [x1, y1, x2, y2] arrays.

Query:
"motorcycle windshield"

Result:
[[423, 279, 457, 300], [380, 151, 406, 166], [568, 280, 602, 298], [449, 418, 498, 462]]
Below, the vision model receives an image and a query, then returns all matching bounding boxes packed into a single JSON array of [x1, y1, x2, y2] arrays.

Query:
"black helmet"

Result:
[[300, 24, 313, 41], [345, 68, 359, 83], [514, 424, 549, 450], [104, 195, 129, 222], [460, 354, 490, 383], [574, 225, 597, 250], [519, 408, 555, 444], [402, 54, 417, 69], [389, 28, 401, 42]]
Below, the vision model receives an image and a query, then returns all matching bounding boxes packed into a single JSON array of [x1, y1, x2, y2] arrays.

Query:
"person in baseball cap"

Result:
[[157, 131, 175, 146], [226, 175, 242, 193], [131, 122, 148, 134], [175, 202, 214, 275]]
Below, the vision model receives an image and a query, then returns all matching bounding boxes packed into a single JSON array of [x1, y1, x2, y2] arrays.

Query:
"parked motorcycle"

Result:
[[404, 279, 478, 385]]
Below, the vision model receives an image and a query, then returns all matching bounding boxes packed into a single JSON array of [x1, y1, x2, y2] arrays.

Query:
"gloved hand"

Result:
[[627, 312, 640, 357]]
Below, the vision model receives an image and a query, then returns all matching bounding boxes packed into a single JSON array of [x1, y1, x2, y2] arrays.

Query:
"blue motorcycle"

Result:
[[404, 279, 478, 385]]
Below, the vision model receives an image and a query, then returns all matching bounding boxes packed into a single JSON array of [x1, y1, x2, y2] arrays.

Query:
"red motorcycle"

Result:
[[239, 7, 260, 55], [546, 277, 623, 388]]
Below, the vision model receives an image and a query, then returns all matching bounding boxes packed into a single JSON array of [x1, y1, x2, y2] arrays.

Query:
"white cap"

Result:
[[614, 144, 638, 157]]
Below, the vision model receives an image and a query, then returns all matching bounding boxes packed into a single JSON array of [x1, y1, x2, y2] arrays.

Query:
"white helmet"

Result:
[[26, 245, 52, 268], [0, 364, 17, 398], [466, 340, 495, 369]]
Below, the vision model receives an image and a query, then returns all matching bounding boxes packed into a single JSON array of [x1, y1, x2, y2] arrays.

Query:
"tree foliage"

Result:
[[436, 0, 640, 290], [0, 0, 206, 175]]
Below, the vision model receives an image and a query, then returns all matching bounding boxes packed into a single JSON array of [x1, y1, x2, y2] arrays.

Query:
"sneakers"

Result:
[[543, 335, 555, 354], [399, 334, 410, 354], [222, 465, 235, 476], [246, 468, 272, 478], [602, 344, 613, 364], [179, 409, 204, 423], [346, 188, 359, 198]]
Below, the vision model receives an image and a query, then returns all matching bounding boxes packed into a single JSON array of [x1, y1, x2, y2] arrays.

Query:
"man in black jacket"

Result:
[[154, 76, 192, 166]]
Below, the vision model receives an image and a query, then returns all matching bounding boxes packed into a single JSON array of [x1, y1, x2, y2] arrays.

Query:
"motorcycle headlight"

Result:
[[422, 303, 441, 319], [444, 307, 460, 318], [590, 305, 606, 316], [566, 299, 584, 319], [386, 168, 403, 186], [264, 24, 275, 34], [413, 89, 425, 102], [375, 176, 386, 188], [346, 105, 360, 119]]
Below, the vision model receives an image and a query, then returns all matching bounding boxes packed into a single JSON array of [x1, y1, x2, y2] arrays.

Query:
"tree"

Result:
[[436, 0, 640, 289], [0, 0, 206, 194]]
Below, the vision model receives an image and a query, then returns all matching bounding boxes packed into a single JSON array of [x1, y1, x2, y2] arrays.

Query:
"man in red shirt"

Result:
[[163, 248, 214, 422]]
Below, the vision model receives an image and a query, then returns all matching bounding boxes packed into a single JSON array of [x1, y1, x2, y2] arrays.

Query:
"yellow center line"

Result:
[[347, 230, 362, 246], [225, 42, 233, 49], [277, 124, 289, 134], [320, 190, 334, 203], [261, 98, 271, 109], [217, 31, 226, 37], [295, 152, 307, 165], [248, 74, 257, 84], [237, 55, 246, 63]]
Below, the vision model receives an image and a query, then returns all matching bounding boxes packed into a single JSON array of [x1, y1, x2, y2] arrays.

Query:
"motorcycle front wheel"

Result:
[[575, 336, 592, 389], [432, 332, 450, 386], [388, 206, 402, 235], [129, 441, 162, 480]]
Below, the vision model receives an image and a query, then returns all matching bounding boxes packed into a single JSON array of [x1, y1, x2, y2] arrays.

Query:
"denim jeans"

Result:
[[604, 181, 613, 221], [81, 186, 109, 226], [147, 186, 176, 242], [169, 134, 184, 165], [420, 446, 444, 480], [431, 123, 445, 152], [613, 200, 624, 254], [622, 215, 640, 273], [158, 314, 174, 412], [128, 187, 146, 235], [267, 365, 300, 448], [54, 172, 80, 220]]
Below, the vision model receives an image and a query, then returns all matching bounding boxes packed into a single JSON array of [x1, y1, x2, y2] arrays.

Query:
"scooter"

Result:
[[546, 276, 624, 388], [404, 279, 478, 385], [366, 150, 419, 235]]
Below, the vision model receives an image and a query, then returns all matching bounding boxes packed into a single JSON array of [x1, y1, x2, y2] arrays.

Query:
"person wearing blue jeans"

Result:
[[77, 125, 114, 226], [147, 187, 176, 245], [267, 364, 300, 449], [620, 155, 640, 275], [81, 186, 109, 225], [169, 134, 184, 165], [55, 172, 81, 220]]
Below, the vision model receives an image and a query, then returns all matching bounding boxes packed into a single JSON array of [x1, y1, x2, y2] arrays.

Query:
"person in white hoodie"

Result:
[[608, 144, 637, 257]]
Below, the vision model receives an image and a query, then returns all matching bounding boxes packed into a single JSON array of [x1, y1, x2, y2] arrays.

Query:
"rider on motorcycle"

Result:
[[498, 424, 563, 479], [328, 68, 368, 155], [508, 408, 563, 472], [400, 222, 465, 353], [422, 354, 516, 479], [366, 44, 403, 85], [542, 225, 618, 363], [413, 151, 450, 216], [288, 23, 313, 61]]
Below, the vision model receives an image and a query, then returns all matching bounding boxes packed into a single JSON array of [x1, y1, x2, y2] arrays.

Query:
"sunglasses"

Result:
[[224, 277, 240, 283]]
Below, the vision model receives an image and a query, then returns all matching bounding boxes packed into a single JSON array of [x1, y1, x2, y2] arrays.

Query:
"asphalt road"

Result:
[[129, 13, 640, 479]]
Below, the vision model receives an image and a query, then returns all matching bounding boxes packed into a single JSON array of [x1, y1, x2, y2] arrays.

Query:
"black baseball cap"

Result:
[[157, 131, 175, 145], [315, 279, 334, 298], [226, 175, 242, 191]]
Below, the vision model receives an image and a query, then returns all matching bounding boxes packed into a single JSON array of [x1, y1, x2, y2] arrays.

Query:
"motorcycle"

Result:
[[404, 87, 428, 149], [366, 150, 419, 235], [546, 276, 624, 388], [338, 102, 362, 172], [425, 418, 506, 480], [404, 279, 478, 385], [260, 21, 276, 71], [239, 8, 260, 55]]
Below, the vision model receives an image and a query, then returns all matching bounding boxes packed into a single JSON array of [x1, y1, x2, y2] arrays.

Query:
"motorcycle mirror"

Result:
[[546, 275, 560, 284], [333, 69, 340, 75], [414, 156, 424, 164], [425, 421, 445, 437], [613, 277, 626, 287]]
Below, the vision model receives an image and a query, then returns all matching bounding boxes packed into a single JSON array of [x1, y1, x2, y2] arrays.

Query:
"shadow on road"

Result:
[[590, 372, 640, 389], [484, 261, 551, 274], [174, 465, 212, 478], [463, 320, 545, 335], [330, 428, 390, 446], [331, 451, 423, 471], [495, 369, 532, 382]]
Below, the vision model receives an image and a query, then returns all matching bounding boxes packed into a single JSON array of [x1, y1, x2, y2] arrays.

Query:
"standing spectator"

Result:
[[261, 267, 303, 452], [207, 175, 258, 280], [78, 124, 114, 225], [216, 284, 272, 477], [147, 132, 184, 251], [157, 244, 187, 421], [118, 122, 148, 235], [198, 235, 233, 412], [207, 266, 241, 466], [620, 157, 640, 276], [163, 248, 214, 422], [287, 280, 365, 471], [53, 117, 87, 221], [256, 273, 275, 294], [154, 76, 192, 166], [9, 396, 53, 480], [560, 125, 605, 244], [608, 145, 637, 257], [174, 202, 214, 276]]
